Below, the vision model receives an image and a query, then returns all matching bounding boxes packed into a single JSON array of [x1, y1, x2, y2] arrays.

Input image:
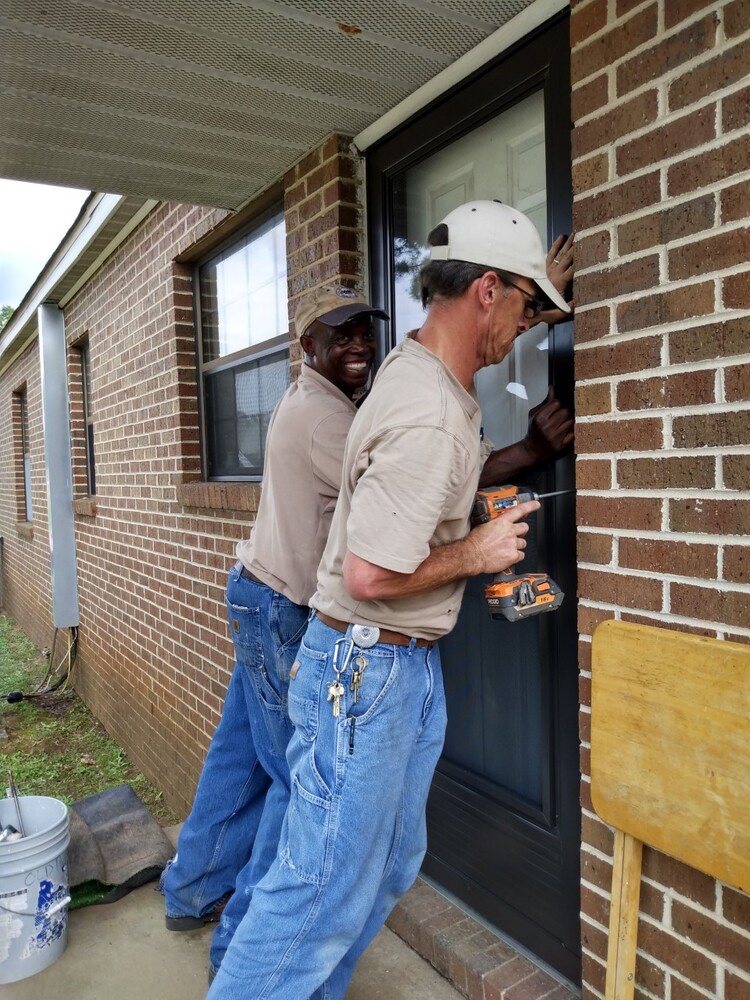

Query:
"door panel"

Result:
[[367, 14, 580, 984]]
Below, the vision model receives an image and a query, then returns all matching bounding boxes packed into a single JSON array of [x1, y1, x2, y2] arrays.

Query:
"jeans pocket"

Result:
[[288, 640, 327, 742], [226, 601, 264, 670], [280, 773, 334, 886]]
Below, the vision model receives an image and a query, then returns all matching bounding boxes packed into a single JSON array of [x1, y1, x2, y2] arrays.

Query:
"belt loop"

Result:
[[408, 637, 417, 654]]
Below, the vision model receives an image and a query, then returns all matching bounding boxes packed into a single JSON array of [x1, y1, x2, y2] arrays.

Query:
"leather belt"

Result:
[[316, 611, 434, 649], [239, 564, 266, 586]]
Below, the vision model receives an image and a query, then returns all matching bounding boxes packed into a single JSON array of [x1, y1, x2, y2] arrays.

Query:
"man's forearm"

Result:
[[343, 536, 483, 602]]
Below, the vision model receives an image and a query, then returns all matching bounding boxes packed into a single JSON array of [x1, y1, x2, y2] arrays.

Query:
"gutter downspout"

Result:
[[38, 303, 79, 628]]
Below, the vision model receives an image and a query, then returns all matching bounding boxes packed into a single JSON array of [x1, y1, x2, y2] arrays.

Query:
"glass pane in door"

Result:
[[390, 90, 552, 811]]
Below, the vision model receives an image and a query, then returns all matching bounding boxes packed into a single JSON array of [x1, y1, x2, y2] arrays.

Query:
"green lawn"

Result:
[[0, 613, 178, 825]]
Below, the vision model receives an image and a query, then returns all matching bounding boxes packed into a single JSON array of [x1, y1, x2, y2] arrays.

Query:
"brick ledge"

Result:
[[386, 878, 579, 1000]]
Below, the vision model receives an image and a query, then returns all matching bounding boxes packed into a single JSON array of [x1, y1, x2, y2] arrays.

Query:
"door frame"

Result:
[[364, 12, 580, 984]]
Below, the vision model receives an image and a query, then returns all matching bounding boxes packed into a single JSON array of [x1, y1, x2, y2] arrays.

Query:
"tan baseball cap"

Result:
[[428, 200, 570, 314], [295, 285, 388, 338]]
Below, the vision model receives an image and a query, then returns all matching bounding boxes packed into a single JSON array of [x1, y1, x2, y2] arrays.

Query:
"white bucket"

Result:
[[0, 795, 71, 984]]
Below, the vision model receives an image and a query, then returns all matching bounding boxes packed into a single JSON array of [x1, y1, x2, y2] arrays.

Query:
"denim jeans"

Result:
[[161, 562, 308, 972], [207, 613, 447, 1000]]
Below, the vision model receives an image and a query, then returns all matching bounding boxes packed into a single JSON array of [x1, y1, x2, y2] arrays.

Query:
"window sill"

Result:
[[176, 481, 261, 512], [73, 498, 97, 517], [16, 522, 34, 540]]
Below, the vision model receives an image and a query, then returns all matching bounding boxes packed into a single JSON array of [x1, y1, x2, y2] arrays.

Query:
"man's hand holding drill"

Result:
[[465, 499, 540, 576]]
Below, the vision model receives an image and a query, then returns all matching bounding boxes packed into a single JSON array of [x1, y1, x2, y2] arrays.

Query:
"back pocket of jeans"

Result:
[[226, 602, 264, 671]]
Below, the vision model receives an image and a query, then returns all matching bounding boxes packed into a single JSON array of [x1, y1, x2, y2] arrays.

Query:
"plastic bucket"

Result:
[[0, 795, 71, 984]]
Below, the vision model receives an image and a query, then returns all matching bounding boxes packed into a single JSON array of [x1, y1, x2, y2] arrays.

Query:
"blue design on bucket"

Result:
[[33, 880, 67, 949]]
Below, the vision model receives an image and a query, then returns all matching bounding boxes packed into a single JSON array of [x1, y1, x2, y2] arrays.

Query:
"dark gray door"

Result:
[[367, 14, 580, 984]]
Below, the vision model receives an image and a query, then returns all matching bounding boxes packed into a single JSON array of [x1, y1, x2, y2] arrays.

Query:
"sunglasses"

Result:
[[497, 274, 546, 320]]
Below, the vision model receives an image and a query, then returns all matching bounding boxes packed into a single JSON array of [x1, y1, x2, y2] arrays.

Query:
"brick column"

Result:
[[283, 134, 365, 375]]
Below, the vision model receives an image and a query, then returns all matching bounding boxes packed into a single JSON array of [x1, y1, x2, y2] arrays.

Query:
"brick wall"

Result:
[[0, 133, 364, 816], [571, 1, 750, 996], [0, 346, 53, 647]]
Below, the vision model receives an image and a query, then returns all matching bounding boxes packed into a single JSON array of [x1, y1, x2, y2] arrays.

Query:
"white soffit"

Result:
[[0, 0, 544, 210]]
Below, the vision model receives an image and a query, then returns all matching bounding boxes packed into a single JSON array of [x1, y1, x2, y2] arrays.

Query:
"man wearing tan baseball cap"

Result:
[[162, 284, 387, 982]]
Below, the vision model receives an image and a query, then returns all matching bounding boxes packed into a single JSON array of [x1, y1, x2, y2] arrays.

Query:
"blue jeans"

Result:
[[207, 613, 447, 1000], [161, 563, 308, 972]]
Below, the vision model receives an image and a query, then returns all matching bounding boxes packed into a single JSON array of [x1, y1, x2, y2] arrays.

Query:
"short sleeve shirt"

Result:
[[311, 338, 485, 640], [237, 365, 357, 607]]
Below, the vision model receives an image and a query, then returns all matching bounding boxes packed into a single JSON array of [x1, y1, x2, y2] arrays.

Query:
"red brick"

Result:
[[670, 497, 750, 535], [726, 972, 750, 1000], [617, 370, 715, 411], [573, 91, 658, 160], [572, 153, 609, 194], [570, 0, 607, 46], [616, 282, 715, 333], [723, 84, 750, 133], [725, 362, 750, 403], [576, 416, 663, 454], [669, 227, 750, 281], [484, 957, 538, 1000], [665, 0, 716, 27], [578, 531, 613, 565], [576, 458, 612, 490], [572, 74, 610, 121], [576, 256, 660, 304], [723, 271, 750, 311], [579, 495, 662, 531], [617, 457, 715, 491], [576, 336, 662, 380], [616, 15, 718, 95], [572, 6, 658, 85], [724, 454, 750, 491], [669, 36, 750, 112], [581, 951, 607, 997], [575, 230, 611, 269], [724, 546, 750, 585], [581, 848, 613, 894], [574, 171, 661, 229], [673, 411, 750, 449], [637, 920, 717, 991], [671, 978, 712, 1000], [618, 195, 716, 254], [576, 383, 611, 416], [582, 811, 615, 856], [617, 106, 716, 175], [672, 900, 750, 974], [669, 317, 748, 364], [671, 583, 750, 630], [573, 306, 611, 344], [579, 568, 663, 610], [619, 538, 717, 578], [725, 0, 750, 37], [670, 133, 750, 197]]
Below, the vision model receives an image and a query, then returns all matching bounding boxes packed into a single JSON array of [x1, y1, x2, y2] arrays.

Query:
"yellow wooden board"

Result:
[[591, 620, 750, 893]]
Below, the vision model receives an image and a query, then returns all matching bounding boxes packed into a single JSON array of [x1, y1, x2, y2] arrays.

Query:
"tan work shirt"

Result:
[[311, 338, 485, 641], [237, 365, 357, 607]]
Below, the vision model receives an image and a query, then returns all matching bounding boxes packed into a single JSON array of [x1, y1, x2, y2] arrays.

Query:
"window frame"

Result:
[[80, 338, 96, 496], [193, 202, 290, 482]]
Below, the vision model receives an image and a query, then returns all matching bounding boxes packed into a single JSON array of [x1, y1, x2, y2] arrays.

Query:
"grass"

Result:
[[0, 613, 179, 826]]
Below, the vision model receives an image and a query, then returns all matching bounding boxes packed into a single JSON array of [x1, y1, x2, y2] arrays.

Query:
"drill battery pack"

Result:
[[485, 571, 564, 623]]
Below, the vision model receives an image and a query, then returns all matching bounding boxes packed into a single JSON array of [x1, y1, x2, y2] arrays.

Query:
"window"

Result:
[[14, 387, 32, 522], [80, 340, 96, 495], [195, 209, 290, 479]]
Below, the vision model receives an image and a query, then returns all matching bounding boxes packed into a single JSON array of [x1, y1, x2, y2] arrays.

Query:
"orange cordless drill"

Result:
[[470, 485, 570, 622]]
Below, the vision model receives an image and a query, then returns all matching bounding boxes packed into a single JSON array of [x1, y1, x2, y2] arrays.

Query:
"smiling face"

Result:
[[301, 318, 377, 398]]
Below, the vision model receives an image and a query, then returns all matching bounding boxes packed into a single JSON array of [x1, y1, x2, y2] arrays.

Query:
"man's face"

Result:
[[485, 274, 537, 367], [302, 318, 376, 398]]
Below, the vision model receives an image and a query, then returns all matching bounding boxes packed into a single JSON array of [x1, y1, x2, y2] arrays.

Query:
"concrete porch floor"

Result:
[[4, 877, 464, 1000]]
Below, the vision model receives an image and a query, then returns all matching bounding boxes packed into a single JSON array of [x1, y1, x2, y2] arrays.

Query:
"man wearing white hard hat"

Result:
[[207, 202, 573, 1000]]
